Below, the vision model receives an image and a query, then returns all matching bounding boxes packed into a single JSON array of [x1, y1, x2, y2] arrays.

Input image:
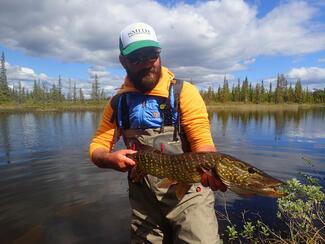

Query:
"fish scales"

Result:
[[127, 150, 286, 198], [132, 151, 216, 183]]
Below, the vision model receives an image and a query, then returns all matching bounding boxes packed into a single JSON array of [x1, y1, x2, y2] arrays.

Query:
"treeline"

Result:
[[200, 75, 325, 104], [1, 52, 325, 105], [0, 52, 106, 104]]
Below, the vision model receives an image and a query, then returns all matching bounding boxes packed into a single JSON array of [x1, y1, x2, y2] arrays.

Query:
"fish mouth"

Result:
[[262, 181, 287, 198]]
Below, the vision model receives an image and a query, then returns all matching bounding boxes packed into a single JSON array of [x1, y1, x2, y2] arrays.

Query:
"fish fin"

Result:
[[130, 166, 146, 182], [157, 178, 177, 188], [175, 183, 191, 201], [200, 166, 213, 176]]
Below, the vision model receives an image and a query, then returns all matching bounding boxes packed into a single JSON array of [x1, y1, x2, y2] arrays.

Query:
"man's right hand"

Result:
[[91, 148, 137, 172]]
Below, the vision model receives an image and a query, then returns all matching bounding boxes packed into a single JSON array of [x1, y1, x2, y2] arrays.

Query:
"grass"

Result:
[[0, 101, 324, 113], [0, 101, 107, 112], [206, 102, 324, 111]]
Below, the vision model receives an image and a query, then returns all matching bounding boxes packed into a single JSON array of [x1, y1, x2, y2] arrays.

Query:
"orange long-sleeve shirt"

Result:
[[89, 66, 214, 157]]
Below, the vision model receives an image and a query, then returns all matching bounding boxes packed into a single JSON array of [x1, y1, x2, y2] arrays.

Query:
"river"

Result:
[[0, 107, 324, 243]]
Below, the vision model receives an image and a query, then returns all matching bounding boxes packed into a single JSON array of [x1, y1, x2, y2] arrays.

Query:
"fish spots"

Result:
[[248, 167, 256, 174]]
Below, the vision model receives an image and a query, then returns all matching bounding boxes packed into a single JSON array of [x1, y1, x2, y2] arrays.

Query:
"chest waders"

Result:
[[111, 79, 221, 243]]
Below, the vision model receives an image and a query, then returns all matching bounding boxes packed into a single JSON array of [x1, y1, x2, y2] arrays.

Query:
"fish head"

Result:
[[215, 153, 286, 198]]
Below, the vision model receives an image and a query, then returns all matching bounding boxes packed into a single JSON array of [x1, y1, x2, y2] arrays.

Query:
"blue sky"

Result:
[[1, 0, 325, 97]]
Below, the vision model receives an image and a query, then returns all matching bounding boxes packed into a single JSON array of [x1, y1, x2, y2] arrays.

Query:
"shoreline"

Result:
[[0, 102, 324, 113], [206, 103, 325, 111]]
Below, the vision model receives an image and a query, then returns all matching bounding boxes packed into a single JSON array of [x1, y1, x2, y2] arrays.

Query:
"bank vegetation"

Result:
[[1, 52, 324, 112]]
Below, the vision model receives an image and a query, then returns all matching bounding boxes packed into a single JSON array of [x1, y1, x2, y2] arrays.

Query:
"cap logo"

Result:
[[128, 28, 151, 38]]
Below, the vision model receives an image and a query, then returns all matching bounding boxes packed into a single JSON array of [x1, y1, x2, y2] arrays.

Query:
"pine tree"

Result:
[[288, 83, 294, 103], [254, 83, 261, 104], [234, 78, 241, 102], [91, 74, 100, 100], [217, 85, 222, 102], [294, 79, 303, 103], [73, 82, 77, 102], [67, 79, 72, 101], [241, 77, 249, 103], [275, 74, 287, 103], [100, 88, 105, 100], [0, 52, 10, 102], [58, 75, 63, 102], [221, 76, 230, 103], [260, 80, 266, 103], [268, 82, 273, 103], [79, 88, 85, 102], [18, 81, 23, 103]]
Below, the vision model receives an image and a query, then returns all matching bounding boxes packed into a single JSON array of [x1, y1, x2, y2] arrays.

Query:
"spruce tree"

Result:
[[0, 52, 10, 102], [294, 79, 303, 103], [241, 77, 249, 103]]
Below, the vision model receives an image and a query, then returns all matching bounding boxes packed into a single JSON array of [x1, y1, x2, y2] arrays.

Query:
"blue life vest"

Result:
[[111, 80, 182, 131]]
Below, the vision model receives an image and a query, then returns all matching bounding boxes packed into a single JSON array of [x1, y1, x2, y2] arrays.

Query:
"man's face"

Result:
[[120, 47, 161, 93]]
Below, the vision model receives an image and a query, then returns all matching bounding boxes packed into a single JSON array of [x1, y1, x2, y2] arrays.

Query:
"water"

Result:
[[0, 108, 324, 243]]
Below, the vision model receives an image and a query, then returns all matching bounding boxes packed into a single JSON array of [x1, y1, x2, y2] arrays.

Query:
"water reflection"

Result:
[[0, 107, 324, 243], [209, 108, 325, 142]]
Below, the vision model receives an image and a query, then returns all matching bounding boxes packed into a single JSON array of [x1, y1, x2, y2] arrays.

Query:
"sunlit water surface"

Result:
[[0, 108, 324, 243]]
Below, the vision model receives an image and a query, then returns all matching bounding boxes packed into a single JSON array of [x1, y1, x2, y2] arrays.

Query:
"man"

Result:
[[89, 22, 226, 243]]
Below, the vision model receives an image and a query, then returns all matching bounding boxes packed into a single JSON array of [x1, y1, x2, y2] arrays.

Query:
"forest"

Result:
[[1, 52, 324, 105]]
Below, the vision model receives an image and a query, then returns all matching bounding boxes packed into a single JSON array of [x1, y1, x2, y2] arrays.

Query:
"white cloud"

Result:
[[6, 62, 121, 96], [287, 66, 325, 84], [1, 0, 325, 87], [6, 62, 43, 82]]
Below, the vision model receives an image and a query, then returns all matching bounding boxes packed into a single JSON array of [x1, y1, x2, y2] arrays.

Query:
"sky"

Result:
[[1, 0, 325, 97]]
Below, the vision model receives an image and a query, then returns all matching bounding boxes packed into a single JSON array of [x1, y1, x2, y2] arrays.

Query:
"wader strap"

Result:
[[159, 98, 167, 133], [172, 79, 184, 141], [109, 94, 120, 124], [121, 94, 130, 129]]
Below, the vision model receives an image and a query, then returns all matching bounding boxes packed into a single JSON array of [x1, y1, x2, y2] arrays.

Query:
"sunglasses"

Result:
[[126, 49, 161, 65]]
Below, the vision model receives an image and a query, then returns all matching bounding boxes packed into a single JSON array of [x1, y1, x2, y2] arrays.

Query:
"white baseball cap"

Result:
[[119, 22, 161, 56]]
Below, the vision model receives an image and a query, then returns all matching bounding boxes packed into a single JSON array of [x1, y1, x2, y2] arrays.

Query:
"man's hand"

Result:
[[91, 148, 137, 172], [201, 173, 227, 192]]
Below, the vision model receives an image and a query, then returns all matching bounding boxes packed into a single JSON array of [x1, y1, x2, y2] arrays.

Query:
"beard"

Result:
[[126, 64, 162, 93]]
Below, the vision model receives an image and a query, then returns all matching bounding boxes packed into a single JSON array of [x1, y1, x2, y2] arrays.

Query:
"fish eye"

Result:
[[248, 167, 256, 174]]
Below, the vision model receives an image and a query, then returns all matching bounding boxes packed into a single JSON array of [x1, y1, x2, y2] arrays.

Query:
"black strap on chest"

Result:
[[172, 79, 183, 141]]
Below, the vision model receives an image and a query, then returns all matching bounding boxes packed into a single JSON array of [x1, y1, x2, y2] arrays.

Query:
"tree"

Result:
[[0, 52, 10, 102], [288, 83, 294, 103], [17, 80, 24, 103], [91, 74, 100, 100], [268, 82, 273, 103], [254, 83, 261, 104], [58, 75, 63, 102], [294, 79, 303, 103], [234, 79, 241, 102], [67, 79, 72, 101], [79, 88, 85, 102], [275, 74, 287, 103], [73, 82, 77, 102], [220, 76, 230, 103], [260, 80, 266, 103], [249, 83, 253, 102], [241, 77, 249, 103], [312, 88, 325, 103]]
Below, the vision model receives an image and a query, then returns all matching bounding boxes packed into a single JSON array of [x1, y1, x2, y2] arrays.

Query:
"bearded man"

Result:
[[89, 22, 226, 244]]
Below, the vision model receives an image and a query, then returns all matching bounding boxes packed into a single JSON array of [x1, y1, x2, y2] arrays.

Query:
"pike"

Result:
[[127, 150, 286, 200]]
